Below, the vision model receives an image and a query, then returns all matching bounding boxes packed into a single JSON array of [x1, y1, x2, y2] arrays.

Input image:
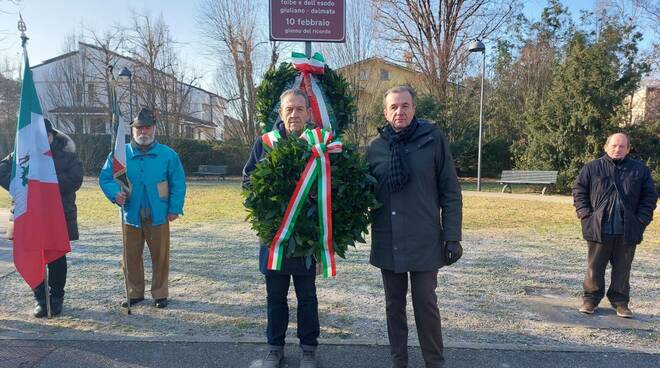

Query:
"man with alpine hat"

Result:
[[99, 107, 186, 309]]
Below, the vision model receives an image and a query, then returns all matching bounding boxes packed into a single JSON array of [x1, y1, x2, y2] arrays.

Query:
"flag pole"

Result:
[[108, 66, 131, 315], [44, 265, 51, 318], [120, 205, 131, 315]]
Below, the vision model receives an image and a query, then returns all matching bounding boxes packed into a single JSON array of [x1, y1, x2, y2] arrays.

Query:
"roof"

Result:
[[48, 106, 218, 128], [171, 112, 217, 128], [336, 57, 419, 74]]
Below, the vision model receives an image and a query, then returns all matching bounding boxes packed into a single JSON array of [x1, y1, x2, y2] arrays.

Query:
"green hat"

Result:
[[131, 107, 157, 127]]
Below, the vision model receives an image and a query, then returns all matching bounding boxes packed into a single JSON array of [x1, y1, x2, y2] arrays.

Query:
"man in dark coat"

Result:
[[0, 118, 83, 317], [243, 89, 319, 368], [573, 133, 657, 318], [366, 86, 463, 368]]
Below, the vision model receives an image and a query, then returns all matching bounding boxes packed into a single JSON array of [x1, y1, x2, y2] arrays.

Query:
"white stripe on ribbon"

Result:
[[309, 77, 331, 130]]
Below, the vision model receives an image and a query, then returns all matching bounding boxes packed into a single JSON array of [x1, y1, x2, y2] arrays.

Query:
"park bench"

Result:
[[193, 165, 227, 180], [499, 170, 558, 195]]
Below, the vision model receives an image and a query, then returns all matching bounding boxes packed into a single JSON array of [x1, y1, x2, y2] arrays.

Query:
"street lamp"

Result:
[[118, 66, 133, 121], [468, 39, 486, 192]]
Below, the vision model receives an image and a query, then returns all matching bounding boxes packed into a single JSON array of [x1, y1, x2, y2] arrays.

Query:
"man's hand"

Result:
[[445, 241, 463, 265], [115, 192, 127, 206], [577, 208, 592, 219], [168, 213, 179, 222]]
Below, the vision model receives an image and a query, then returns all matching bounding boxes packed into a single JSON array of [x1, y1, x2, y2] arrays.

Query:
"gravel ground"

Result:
[[0, 219, 657, 353]]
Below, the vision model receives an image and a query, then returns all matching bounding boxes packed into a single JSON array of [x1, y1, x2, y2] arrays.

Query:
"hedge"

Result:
[[0, 133, 249, 177]]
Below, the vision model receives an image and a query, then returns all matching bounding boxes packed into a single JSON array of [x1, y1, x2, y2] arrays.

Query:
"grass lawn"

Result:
[[1, 179, 658, 247]]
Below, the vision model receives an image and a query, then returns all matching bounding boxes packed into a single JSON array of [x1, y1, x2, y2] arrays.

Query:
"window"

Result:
[[358, 69, 368, 81], [202, 103, 213, 120], [87, 83, 96, 103], [89, 117, 106, 134], [380, 69, 390, 81], [184, 125, 194, 139]]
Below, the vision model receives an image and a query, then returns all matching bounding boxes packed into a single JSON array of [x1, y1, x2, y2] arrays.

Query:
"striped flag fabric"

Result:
[[9, 38, 70, 289], [110, 79, 129, 192]]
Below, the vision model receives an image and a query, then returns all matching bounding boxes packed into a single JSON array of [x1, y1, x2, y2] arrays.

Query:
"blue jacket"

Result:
[[99, 140, 186, 227]]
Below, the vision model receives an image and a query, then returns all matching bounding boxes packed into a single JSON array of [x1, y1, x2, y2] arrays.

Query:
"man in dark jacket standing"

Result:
[[243, 89, 319, 368], [366, 86, 463, 368], [573, 133, 657, 318], [0, 118, 83, 317]]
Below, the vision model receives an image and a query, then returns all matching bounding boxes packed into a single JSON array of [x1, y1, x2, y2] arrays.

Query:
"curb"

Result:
[[1, 336, 657, 355]]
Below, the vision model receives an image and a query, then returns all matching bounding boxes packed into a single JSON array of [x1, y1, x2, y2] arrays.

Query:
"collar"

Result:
[[602, 154, 629, 166], [130, 139, 158, 154], [380, 117, 434, 139]]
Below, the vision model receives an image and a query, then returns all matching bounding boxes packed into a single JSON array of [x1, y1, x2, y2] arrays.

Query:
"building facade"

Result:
[[31, 42, 226, 141], [628, 81, 660, 125]]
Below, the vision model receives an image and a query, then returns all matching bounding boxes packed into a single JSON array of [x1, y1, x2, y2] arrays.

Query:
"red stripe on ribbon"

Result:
[[294, 63, 325, 130]]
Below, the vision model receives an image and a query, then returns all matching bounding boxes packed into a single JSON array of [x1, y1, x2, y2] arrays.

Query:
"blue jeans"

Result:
[[265, 273, 319, 350]]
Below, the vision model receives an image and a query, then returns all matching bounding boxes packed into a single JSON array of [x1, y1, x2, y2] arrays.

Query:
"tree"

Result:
[[43, 30, 124, 134], [320, 0, 380, 147], [199, 0, 263, 146], [371, 0, 516, 98], [515, 20, 650, 191], [127, 13, 201, 137], [0, 67, 19, 156], [488, 0, 572, 141]]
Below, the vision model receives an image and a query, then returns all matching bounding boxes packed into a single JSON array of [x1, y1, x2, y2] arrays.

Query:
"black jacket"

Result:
[[242, 121, 316, 276], [366, 119, 463, 272], [0, 132, 83, 240], [573, 155, 658, 245]]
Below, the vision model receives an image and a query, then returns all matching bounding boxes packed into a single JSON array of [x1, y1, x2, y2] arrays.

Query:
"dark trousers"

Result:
[[265, 274, 319, 350], [381, 269, 444, 368], [583, 234, 636, 306], [33, 255, 67, 303]]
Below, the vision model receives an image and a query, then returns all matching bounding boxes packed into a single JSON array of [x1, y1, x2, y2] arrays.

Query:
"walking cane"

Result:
[[120, 204, 132, 315], [44, 264, 51, 318]]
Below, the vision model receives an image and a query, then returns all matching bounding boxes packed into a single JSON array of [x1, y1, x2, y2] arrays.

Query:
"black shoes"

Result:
[[33, 300, 63, 318], [33, 303, 47, 318], [121, 297, 145, 308], [121, 297, 168, 308], [155, 298, 168, 308]]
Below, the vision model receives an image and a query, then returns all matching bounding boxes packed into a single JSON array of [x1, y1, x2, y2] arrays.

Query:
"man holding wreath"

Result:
[[243, 89, 320, 368]]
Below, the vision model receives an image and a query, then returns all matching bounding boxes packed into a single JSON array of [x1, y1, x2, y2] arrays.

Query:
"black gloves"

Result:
[[445, 241, 463, 265]]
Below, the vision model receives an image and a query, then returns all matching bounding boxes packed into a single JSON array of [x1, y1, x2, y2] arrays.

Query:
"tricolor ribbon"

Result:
[[267, 128, 342, 277], [291, 52, 332, 131], [261, 130, 281, 150]]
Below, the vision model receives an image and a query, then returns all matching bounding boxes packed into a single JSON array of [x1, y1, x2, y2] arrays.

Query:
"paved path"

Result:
[[1, 339, 658, 368]]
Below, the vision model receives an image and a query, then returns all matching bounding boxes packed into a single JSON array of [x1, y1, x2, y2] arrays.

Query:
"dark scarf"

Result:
[[379, 118, 419, 192]]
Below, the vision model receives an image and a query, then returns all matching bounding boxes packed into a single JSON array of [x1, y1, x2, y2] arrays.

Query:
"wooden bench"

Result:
[[193, 165, 227, 180], [499, 170, 558, 195]]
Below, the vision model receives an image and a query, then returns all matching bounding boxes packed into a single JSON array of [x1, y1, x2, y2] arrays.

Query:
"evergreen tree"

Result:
[[516, 21, 650, 192]]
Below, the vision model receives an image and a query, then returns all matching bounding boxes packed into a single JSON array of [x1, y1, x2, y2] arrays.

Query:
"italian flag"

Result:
[[110, 80, 128, 191], [9, 41, 70, 289]]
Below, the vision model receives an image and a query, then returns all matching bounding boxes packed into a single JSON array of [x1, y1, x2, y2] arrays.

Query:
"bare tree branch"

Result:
[[371, 0, 516, 97]]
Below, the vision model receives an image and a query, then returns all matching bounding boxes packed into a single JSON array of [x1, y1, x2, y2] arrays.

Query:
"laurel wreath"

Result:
[[245, 62, 375, 261], [243, 137, 376, 260], [255, 62, 355, 135]]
